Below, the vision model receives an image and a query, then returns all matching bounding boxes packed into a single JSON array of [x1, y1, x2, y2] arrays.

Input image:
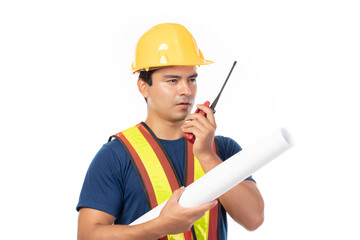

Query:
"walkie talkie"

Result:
[[184, 61, 237, 143]]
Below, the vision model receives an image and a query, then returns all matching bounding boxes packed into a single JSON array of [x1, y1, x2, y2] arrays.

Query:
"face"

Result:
[[141, 65, 198, 123]]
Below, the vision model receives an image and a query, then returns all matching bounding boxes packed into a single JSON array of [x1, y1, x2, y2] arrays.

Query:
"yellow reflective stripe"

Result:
[[193, 156, 210, 240], [194, 211, 210, 240], [168, 233, 186, 240], [194, 156, 205, 181], [122, 126, 172, 205], [123, 126, 186, 240]]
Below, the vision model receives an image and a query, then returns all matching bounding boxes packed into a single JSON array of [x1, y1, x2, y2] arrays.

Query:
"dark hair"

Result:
[[139, 69, 156, 102], [139, 69, 156, 86]]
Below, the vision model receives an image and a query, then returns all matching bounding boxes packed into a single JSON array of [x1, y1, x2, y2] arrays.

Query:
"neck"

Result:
[[144, 117, 185, 140]]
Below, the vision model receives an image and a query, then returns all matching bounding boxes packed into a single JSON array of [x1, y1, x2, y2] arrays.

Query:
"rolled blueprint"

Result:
[[130, 128, 294, 225]]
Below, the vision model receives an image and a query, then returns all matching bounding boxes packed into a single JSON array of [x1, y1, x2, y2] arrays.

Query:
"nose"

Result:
[[178, 79, 192, 96]]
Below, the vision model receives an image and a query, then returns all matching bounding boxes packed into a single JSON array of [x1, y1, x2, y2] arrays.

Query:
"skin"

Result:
[[78, 65, 264, 240]]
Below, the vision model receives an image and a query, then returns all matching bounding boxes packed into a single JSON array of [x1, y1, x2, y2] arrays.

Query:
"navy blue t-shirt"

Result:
[[77, 135, 254, 239]]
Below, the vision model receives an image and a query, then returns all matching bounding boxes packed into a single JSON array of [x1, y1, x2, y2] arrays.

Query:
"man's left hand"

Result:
[[181, 104, 217, 160]]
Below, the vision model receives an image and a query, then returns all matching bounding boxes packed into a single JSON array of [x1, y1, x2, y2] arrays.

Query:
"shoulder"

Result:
[[215, 135, 242, 161], [77, 139, 129, 216], [88, 138, 131, 175], [103, 138, 128, 156]]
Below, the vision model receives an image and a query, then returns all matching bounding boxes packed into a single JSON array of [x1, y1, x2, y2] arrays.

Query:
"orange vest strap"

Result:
[[137, 123, 182, 192], [186, 139, 221, 240], [209, 138, 220, 240], [137, 123, 192, 240], [110, 132, 158, 209]]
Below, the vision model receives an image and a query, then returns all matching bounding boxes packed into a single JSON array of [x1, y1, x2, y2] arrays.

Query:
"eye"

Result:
[[189, 78, 197, 83], [168, 79, 177, 83]]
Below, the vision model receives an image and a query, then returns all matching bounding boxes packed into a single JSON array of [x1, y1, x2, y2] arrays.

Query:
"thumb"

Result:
[[197, 199, 218, 212], [169, 186, 186, 202]]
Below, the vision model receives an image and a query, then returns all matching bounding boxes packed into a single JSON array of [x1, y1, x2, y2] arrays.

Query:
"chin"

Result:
[[171, 114, 187, 122]]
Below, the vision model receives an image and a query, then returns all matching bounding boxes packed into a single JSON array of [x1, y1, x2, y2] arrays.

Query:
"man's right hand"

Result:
[[156, 186, 218, 235]]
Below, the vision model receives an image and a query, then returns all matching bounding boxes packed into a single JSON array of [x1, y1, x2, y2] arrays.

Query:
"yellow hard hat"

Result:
[[131, 23, 214, 72]]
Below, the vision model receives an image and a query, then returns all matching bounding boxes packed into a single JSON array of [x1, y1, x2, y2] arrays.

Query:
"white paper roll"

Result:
[[130, 128, 294, 225]]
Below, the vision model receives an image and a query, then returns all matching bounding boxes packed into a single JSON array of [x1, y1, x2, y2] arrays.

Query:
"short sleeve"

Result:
[[76, 145, 123, 218], [215, 136, 256, 183]]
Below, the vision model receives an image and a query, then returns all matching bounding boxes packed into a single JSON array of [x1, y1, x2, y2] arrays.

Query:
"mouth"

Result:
[[176, 102, 191, 106], [176, 101, 192, 109]]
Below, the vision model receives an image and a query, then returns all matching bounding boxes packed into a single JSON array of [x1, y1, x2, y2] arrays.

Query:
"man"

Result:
[[77, 23, 264, 240]]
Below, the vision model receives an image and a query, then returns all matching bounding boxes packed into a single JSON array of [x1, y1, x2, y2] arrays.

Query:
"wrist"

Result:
[[195, 150, 215, 160], [195, 152, 221, 172], [144, 217, 167, 239]]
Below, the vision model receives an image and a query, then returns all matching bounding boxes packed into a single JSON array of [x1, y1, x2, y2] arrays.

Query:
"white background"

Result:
[[1, 0, 359, 239]]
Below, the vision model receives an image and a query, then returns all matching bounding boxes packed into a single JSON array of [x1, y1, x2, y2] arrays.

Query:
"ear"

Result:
[[137, 78, 149, 98]]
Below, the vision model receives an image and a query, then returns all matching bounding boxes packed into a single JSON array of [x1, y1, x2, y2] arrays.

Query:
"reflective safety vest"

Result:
[[109, 122, 221, 240]]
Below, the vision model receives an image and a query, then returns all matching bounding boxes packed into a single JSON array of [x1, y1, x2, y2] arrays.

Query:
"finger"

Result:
[[182, 118, 211, 136], [185, 112, 206, 122], [184, 113, 212, 129], [169, 186, 185, 202], [182, 123, 200, 136], [195, 104, 216, 126], [185, 107, 216, 130], [195, 200, 218, 213], [181, 125, 200, 137]]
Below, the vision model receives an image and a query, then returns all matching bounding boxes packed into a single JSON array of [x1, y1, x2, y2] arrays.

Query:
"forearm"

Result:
[[78, 188, 217, 240], [80, 218, 165, 240], [219, 180, 264, 231]]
